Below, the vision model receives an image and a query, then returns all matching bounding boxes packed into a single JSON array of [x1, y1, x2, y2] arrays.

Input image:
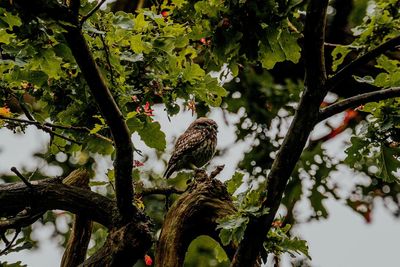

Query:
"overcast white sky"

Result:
[[1, 108, 400, 267]]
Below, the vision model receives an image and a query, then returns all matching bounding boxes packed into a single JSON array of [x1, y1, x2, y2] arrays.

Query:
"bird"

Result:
[[164, 117, 218, 179]]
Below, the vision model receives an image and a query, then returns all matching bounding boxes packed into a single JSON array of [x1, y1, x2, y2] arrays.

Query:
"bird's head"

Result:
[[190, 117, 218, 132]]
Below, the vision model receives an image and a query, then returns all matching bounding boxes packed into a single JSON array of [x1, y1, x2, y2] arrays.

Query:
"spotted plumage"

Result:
[[164, 117, 218, 179]]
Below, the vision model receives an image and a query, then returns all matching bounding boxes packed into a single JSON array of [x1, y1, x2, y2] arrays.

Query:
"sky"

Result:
[[1, 108, 400, 267]]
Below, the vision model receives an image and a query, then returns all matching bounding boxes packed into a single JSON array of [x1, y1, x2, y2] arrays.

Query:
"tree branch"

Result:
[[319, 87, 400, 121], [0, 114, 112, 143], [80, 0, 107, 26], [10, 167, 32, 188], [60, 9, 135, 221], [13, 0, 136, 221], [156, 169, 237, 267], [0, 115, 81, 145], [231, 1, 330, 266], [0, 178, 117, 228], [61, 169, 93, 267], [329, 35, 400, 89]]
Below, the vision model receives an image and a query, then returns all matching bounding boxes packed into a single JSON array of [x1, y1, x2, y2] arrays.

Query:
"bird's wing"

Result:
[[172, 128, 208, 158]]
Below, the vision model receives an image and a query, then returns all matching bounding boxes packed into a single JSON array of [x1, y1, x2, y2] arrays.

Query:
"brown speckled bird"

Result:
[[164, 117, 218, 179]]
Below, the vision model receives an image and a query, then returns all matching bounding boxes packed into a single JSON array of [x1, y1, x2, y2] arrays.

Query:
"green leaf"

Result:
[[0, 29, 15, 44], [130, 34, 152, 54], [85, 136, 114, 155], [137, 120, 166, 151], [214, 244, 229, 263], [133, 13, 149, 32], [331, 46, 350, 72], [0, 261, 28, 267], [226, 171, 244, 195], [259, 27, 301, 69], [378, 145, 400, 182], [280, 237, 311, 260], [182, 62, 205, 83], [27, 49, 64, 80], [1, 12, 22, 30], [127, 117, 144, 133]]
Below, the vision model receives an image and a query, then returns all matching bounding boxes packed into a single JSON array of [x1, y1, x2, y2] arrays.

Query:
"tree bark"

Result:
[[61, 169, 93, 267], [156, 169, 237, 267]]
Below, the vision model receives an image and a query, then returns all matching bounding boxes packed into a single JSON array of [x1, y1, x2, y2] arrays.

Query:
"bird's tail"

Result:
[[163, 164, 175, 179]]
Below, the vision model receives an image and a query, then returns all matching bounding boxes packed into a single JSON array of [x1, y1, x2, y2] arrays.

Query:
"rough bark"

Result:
[[61, 169, 93, 267], [231, 1, 329, 266], [81, 221, 152, 267], [0, 178, 116, 228], [156, 169, 237, 267]]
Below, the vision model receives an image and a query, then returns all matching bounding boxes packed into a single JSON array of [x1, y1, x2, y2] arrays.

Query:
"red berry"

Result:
[[144, 254, 153, 266]]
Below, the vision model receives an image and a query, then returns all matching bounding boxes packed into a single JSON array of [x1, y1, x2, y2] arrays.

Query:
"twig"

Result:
[[98, 29, 115, 85], [329, 35, 400, 89], [0, 228, 20, 256], [319, 86, 400, 122], [324, 42, 363, 50], [0, 115, 112, 143], [0, 209, 44, 231], [80, 0, 107, 26], [0, 232, 9, 245], [210, 165, 225, 179], [10, 167, 32, 188]]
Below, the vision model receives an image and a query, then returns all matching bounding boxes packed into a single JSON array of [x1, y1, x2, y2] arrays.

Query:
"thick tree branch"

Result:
[[0, 178, 116, 228], [61, 169, 93, 267], [60, 9, 135, 221], [81, 221, 152, 267], [13, 0, 136, 221], [231, 1, 330, 266], [329, 35, 400, 89], [319, 87, 400, 121], [156, 169, 237, 267]]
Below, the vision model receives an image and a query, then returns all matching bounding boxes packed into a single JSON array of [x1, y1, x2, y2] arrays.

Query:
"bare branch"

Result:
[[0, 115, 112, 143], [210, 165, 225, 179], [231, 1, 330, 266], [319, 87, 400, 121], [0, 115, 81, 144], [10, 167, 32, 188], [329, 35, 400, 89], [80, 0, 107, 26], [0, 229, 21, 256]]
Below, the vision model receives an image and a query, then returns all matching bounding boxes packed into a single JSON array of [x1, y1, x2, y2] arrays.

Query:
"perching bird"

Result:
[[164, 117, 218, 179]]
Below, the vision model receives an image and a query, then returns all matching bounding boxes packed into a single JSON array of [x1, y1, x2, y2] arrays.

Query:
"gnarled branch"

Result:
[[61, 169, 93, 267], [156, 168, 237, 267], [0, 177, 116, 228]]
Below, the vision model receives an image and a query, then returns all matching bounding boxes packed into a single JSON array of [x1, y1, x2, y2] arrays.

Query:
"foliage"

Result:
[[1, 0, 400, 265]]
